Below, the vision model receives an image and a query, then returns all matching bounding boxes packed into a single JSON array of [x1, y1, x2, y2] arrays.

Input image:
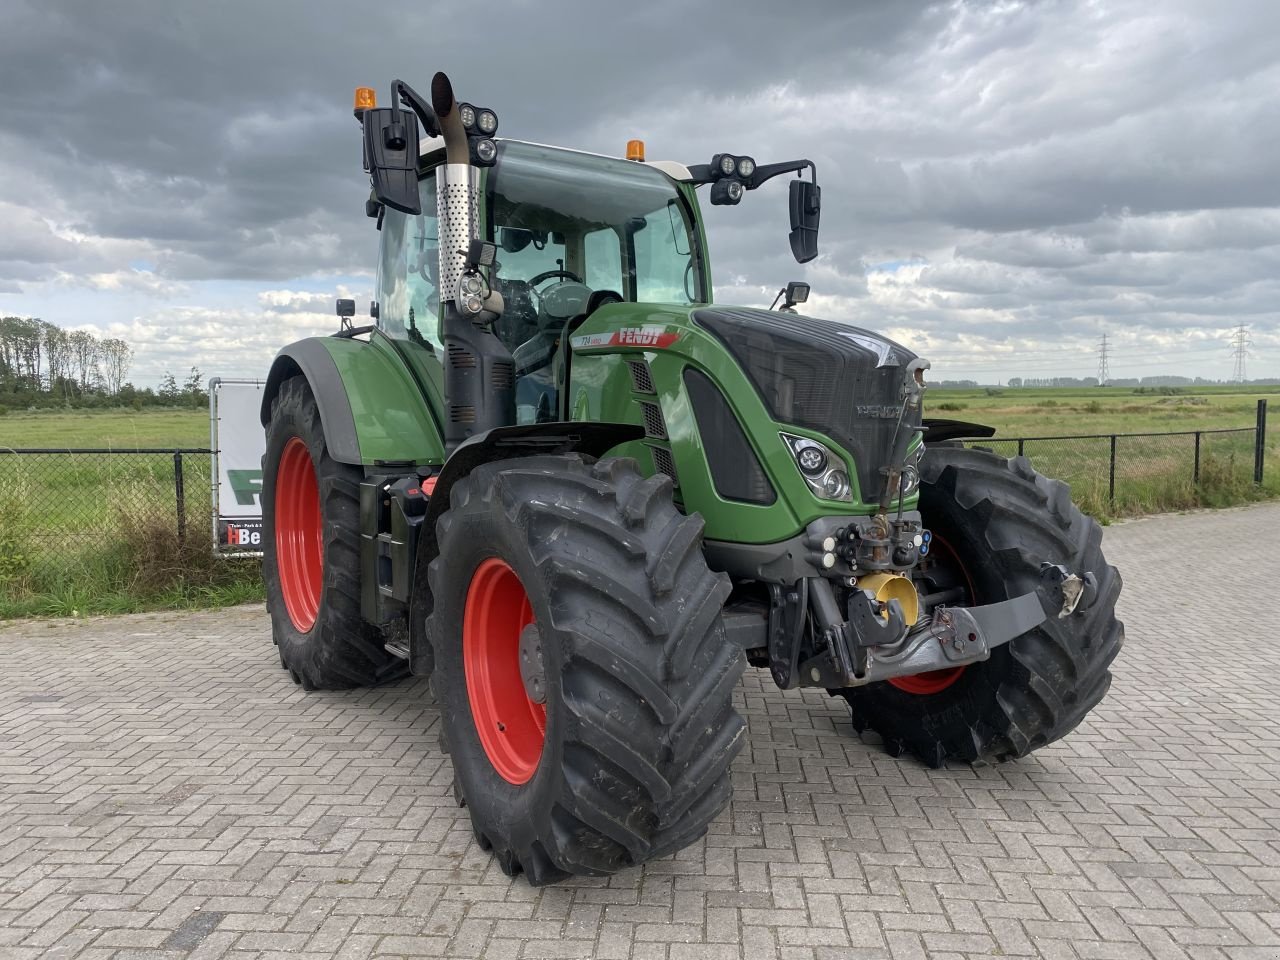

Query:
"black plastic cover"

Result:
[[693, 307, 918, 502], [684, 367, 776, 505]]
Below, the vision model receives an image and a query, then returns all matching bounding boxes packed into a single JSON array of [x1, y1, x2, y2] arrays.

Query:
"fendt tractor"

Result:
[[261, 73, 1123, 884]]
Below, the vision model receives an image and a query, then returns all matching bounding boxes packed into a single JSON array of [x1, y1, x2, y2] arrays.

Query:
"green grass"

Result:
[[0, 431, 262, 619], [928, 384, 1276, 436], [0, 407, 210, 449], [930, 385, 1277, 520]]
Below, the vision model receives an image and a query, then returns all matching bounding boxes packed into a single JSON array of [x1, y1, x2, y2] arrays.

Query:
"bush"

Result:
[[936, 401, 967, 411], [985, 388, 1004, 396], [0, 404, 7, 416], [1036, 399, 1059, 408]]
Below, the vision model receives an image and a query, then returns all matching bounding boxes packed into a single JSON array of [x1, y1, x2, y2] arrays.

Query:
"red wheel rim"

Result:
[[275, 437, 323, 632], [888, 534, 972, 696], [463, 558, 545, 785]]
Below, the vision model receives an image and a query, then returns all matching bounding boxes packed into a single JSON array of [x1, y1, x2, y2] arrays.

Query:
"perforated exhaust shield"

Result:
[[437, 163, 479, 298]]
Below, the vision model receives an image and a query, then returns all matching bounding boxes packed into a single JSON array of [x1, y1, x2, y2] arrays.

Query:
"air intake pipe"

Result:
[[430, 72, 515, 450]]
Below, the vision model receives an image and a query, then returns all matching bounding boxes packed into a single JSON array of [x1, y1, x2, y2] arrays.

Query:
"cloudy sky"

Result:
[[2, 0, 1277, 385]]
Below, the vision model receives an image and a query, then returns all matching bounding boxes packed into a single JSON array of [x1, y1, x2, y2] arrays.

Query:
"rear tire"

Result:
[[833, 447, 1124, 767], [263, 376, 404, 690], [427, 455, 746, 883]]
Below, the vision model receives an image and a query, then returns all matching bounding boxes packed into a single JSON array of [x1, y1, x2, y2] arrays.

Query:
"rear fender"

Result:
[[261, 335, 445, 466]]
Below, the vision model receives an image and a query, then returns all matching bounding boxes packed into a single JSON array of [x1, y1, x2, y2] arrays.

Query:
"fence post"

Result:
[[174, 451, 186, 544], [1108, 435, 1117, 504], [1257, 399, 1268, 485], [1017, 438, 1025, 457], [1193, 431, 1201, 484]]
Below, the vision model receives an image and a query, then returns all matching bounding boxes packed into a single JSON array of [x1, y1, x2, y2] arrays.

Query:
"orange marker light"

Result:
[[626, 139, 645, 162], [353, 87, 377, 112]]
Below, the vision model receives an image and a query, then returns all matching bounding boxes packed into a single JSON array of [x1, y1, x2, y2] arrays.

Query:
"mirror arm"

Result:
[[684, 159, 816, 189], [392, 78, 442, 138], [746, 159, 816, 190]]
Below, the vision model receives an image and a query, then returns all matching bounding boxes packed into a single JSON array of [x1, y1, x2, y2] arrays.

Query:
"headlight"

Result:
[[822, 470, 850, 499], [459, 103, 476, 129], [477, 109, 498, 135], [726, 180, 743, 202], [781, 433, 852, 502], [719, 154, 737, 176], [736, 156, 755, 178]]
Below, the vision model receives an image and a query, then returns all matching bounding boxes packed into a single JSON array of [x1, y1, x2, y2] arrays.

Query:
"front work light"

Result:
[[718, 154, 738, 176], [459, 103, 477, 129], [477, 109, 498, 135], [710, 179, 744, 205], [736, 156, 755, 178], [781, 433, 852, 502]]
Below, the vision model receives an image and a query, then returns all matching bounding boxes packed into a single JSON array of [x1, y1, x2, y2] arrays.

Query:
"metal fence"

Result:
[[0, 398, 1270, 570], [0, 448, 213, 551]]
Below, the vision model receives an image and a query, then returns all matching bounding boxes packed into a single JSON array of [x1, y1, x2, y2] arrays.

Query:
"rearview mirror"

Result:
[[499, 228, 533, 254], [362, 107, 421, 215], [788, 180, 821, 263]]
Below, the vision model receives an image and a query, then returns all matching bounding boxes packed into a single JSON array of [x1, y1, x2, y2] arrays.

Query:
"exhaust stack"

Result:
[[430, 72, 515, 449]]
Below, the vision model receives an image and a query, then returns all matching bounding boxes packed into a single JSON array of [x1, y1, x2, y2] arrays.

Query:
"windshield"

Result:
[[489, 141, 703, 308]]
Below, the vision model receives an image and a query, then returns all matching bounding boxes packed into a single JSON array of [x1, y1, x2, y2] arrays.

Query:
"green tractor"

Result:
[[261, 73, 1123, 884]]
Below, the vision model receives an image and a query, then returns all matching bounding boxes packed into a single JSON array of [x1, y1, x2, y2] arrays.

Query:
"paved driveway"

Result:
[[2, 504, 1279, 960]]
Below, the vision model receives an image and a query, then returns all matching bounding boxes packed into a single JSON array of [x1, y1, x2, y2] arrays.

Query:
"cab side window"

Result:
[[375, 170, 441, 350]]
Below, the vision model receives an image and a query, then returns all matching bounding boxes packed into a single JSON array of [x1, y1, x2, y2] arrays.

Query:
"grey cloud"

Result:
[[0, 0, 1277, 381]]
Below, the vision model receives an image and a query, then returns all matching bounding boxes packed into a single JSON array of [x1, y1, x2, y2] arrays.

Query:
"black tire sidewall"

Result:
[[862, 478, 1023, 740], [262, 382, 326, 663], [431, 500, 567, 848]]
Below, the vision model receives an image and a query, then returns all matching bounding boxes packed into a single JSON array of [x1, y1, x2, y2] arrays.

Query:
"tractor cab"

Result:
[[374, 139, 707, 422]]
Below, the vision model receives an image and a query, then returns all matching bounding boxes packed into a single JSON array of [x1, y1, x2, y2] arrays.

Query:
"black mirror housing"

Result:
[[362, 107, 421, 215], [788, 180, 821, 263]]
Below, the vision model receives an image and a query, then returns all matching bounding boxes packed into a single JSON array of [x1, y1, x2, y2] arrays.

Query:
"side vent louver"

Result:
[[491, 360, 514, 390], [651, 446, 678, 486], [447, 344, 477, 368], [639, 401, 667, 440], [628, 360, 656, 394]]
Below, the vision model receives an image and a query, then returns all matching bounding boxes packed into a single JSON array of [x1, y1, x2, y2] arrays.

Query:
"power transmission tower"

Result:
[[1230, 324, 1252, 383], [1096, 333, 1110, 386]]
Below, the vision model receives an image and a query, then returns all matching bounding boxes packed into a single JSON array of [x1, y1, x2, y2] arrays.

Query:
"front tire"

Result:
[[834, 447, 1124, 767], [262, 376, 403, 690], [427, 455, 746, 883]]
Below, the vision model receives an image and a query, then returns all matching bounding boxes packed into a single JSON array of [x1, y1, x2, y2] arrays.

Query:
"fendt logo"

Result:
[[856, 404, 902, 419], [570, 327, 680, 350]]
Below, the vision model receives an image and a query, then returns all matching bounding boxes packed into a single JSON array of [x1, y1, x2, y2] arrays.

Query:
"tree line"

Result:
[[0, 316, 205, 413]]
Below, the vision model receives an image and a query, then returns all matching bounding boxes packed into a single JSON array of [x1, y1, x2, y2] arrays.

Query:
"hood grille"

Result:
[[693, 307, 919, 503]]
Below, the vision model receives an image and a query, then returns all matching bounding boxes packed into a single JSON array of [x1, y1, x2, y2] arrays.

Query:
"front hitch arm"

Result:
[[798, 563, 1094, 689]]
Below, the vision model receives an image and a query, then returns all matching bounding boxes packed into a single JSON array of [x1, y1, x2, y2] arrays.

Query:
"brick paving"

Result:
[[2, 503, 1280, 959]]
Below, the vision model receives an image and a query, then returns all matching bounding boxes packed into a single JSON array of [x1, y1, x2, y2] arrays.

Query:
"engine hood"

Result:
[[692, 306, 921, 502]]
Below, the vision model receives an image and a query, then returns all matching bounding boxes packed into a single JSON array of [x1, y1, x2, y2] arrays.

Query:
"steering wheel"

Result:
[[528, 268, 583, 288]]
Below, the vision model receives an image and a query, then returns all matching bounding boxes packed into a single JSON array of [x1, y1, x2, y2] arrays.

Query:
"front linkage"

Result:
[[781, 556, 1095, 691]]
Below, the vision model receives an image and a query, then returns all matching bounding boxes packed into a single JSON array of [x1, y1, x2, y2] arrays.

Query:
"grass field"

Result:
[[0, 407, 212, 448], [0, 387, 1275, 618]]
